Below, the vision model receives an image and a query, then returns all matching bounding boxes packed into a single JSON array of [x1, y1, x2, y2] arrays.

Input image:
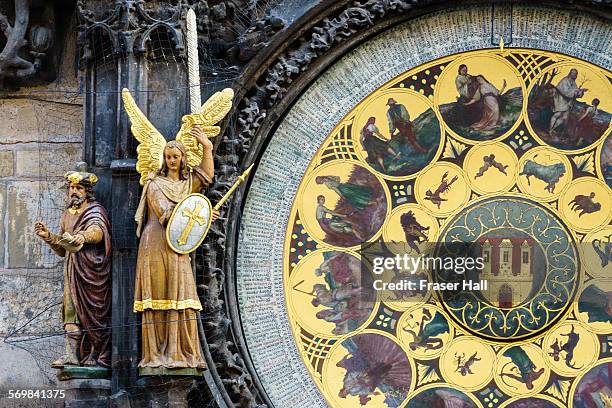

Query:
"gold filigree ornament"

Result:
[[121, 87, 234, 185]]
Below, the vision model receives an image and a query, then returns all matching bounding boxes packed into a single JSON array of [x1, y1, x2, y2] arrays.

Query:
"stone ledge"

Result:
[[57, 367, 111, 381], [138, 367, 203, 377]]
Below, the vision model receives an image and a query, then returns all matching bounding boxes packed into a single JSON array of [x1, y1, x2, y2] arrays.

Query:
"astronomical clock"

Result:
[[236, 7, 612, 407]]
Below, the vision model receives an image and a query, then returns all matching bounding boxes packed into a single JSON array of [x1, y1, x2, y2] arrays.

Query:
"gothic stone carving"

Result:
[[76, 0, 185, 66], [0, 0, 63, 89]]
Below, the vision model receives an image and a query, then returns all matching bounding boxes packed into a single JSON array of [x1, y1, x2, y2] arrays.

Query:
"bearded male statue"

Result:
[[34, 162, 112, 368]]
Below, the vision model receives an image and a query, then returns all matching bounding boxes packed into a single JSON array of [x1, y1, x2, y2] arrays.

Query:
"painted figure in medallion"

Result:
[[579, 284, 612, 325], [122, 88, 232, 373], [519, 158, 566, 193], [386, 98, 427, 153], [569, 192, 601, 217], [359, 105, 440, 177], [464, 75, 507, 131], [311, 252, 374, 335], [360, 117, 400, 171], [574, 98, 600, 145], [592, 235, 612, 267], [547, 325, 581, 369], [499, 346, 545, 390], [316, 175, 374, 211], [601, 136, 612, 188], [424, 172, 458, 209], [316, 195, 360, 239], [455, 64, 476, 102], [528, 67, 611, 149], [403, 308, 449, 351], [440, 63, 522, 140], [573, 362, 612, 408], [455, 352, 481, 376], [35, 163, 111, 369], [505, 399, 559, 408], [548, 69, 588, 137], [400, 210, 430, 254], [406, 388, 477, 408], [474, 154, 508, 179], [314, 166, 386, 247], [337, 333, 412, 407]]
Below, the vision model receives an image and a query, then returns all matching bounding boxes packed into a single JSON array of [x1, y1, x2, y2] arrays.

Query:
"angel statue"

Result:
[[122, 87, 233, 374]]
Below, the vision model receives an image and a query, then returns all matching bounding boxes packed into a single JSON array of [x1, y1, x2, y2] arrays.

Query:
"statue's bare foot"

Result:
[[50, 358, 64, 368], [83, 356, 97, 367], [51, 354, 79, 368]]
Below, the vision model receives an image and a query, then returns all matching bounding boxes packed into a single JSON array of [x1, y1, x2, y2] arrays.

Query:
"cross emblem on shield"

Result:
[[166, 193, 213, 254]]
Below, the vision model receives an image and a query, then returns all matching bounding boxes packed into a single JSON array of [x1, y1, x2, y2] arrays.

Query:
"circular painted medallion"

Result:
[[434, 196, 580, 341]]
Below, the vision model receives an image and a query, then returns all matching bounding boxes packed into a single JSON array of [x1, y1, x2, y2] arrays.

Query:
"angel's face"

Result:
[[164, 147, 183, 172]]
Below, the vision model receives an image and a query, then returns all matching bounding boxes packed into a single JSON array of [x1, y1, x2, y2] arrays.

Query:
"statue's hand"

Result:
[[211, 209, 220, 223], [70, 234, 85, 247], [190, 125, 213, 152], [34, 221, 50, 239]]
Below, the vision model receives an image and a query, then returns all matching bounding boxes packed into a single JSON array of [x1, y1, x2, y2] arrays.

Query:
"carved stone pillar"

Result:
[[134, 377, 197, 408], [62, 378, 112, 408], [77, 0, 188, 403]]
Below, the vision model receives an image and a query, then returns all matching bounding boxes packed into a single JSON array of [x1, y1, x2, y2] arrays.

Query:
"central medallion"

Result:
[[434, 196, 580, 341]]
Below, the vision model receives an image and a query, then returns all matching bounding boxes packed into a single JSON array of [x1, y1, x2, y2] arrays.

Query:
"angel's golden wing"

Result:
[[121, 88, 167, 186], [176, 88, 234, 169]]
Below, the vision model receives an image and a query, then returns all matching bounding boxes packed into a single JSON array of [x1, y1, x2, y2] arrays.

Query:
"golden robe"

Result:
[[134, 168, 210, 369]]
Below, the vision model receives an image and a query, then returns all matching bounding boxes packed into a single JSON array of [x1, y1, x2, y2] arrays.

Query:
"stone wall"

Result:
[[0, 22, 83, 391]]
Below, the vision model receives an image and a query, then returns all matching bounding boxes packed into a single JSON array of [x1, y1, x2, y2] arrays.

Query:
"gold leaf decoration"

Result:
[[121, 89, 166, 186], [417, 362, 440, 386], [572, 152, 596, 174], [443, 137, 468, 159], [176, 88, 234, 169], [544, 378, 571, 403]]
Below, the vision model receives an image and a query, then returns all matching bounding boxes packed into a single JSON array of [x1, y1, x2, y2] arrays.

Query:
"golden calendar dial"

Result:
[[284, 48, 612, 408]]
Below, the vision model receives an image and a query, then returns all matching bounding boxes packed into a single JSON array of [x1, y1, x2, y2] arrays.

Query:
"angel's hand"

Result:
[[211, 209, 220, 223], [190, 126, 213, 152]]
